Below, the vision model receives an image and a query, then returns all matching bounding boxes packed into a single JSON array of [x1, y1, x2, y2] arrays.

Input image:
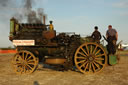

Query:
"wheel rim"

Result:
[[11, 50, 38, 74], [74, 42, 107, 74]]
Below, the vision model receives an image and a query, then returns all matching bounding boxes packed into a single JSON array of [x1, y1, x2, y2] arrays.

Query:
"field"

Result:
[[0, 51, 128, 85]]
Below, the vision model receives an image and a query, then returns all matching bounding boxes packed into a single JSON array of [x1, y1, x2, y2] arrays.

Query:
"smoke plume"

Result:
[[0, 0, 9, 7], [23, 0, 46, 23], [0, 0, 46, 23]]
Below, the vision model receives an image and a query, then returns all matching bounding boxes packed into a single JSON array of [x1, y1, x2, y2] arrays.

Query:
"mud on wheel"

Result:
[[74, 42, 107, 74], [11, 50, 39, 74]]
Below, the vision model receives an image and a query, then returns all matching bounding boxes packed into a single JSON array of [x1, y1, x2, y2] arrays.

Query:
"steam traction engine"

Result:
[[9, 17, 108, 74]]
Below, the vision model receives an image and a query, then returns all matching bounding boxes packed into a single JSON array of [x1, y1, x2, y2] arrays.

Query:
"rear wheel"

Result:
[[74, 42, 107, 74], [11, 50, 39, 74]]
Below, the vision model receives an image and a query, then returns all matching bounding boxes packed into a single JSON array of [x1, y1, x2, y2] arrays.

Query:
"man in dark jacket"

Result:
[[91, 26, 102, 43]]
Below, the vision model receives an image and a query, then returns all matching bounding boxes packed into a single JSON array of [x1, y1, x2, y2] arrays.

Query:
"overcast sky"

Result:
[[0, 0, 128, 47]]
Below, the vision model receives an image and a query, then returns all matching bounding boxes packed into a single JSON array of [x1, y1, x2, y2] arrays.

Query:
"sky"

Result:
[[0, 0, 128, 47]]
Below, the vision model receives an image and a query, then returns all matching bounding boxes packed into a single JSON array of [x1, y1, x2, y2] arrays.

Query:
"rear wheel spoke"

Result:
[[78, 52, 87, 57], [93, 45, 98, 54], [80, 61, 88, 68], [93, 61, 100, 69], [89, 62, 92, 72], [76, 57, 86, 59], [85, 45, 89, 54], [95, 54, 105, 57], [94, 60, 104, 66], [90, 45, 93, 54], [81, 47, 89, 56], [95, 57, 104, 61], [91, 63, 96, 72], [84, 63, 89, 71], [95, 49, 101, 55], [76, 59, 86, 64]]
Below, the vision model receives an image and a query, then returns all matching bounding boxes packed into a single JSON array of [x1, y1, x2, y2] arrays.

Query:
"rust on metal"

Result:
[[45, 58, 66, 65]]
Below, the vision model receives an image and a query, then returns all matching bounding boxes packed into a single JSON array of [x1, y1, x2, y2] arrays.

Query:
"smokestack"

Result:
[[43, 15, 46, 25]]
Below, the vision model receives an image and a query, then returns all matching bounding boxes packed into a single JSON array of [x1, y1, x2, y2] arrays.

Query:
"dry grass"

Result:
[[0, 51, 128, 85]]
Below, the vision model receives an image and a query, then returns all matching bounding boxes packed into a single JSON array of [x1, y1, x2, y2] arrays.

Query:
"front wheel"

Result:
[[11, 50, 39, 74], [74, 42, 107, 74]]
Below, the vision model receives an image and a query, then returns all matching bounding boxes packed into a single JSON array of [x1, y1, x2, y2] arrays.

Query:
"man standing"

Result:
[[106, 25, 118, 54], [49, 21, 54, 31], [91, 26, 102, 43]]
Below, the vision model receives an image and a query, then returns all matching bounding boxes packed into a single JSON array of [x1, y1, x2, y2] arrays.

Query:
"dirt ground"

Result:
[[0, 51, 128, 85]]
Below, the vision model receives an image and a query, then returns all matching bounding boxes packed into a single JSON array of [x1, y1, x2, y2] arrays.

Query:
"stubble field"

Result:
[[0, 51, 128, 85]]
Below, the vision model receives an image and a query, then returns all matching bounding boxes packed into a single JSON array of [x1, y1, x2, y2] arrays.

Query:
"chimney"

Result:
[[43, 15, 46, 25]]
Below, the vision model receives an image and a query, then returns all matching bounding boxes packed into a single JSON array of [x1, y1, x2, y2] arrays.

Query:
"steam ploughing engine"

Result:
[[9, 17, 108, 74]]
